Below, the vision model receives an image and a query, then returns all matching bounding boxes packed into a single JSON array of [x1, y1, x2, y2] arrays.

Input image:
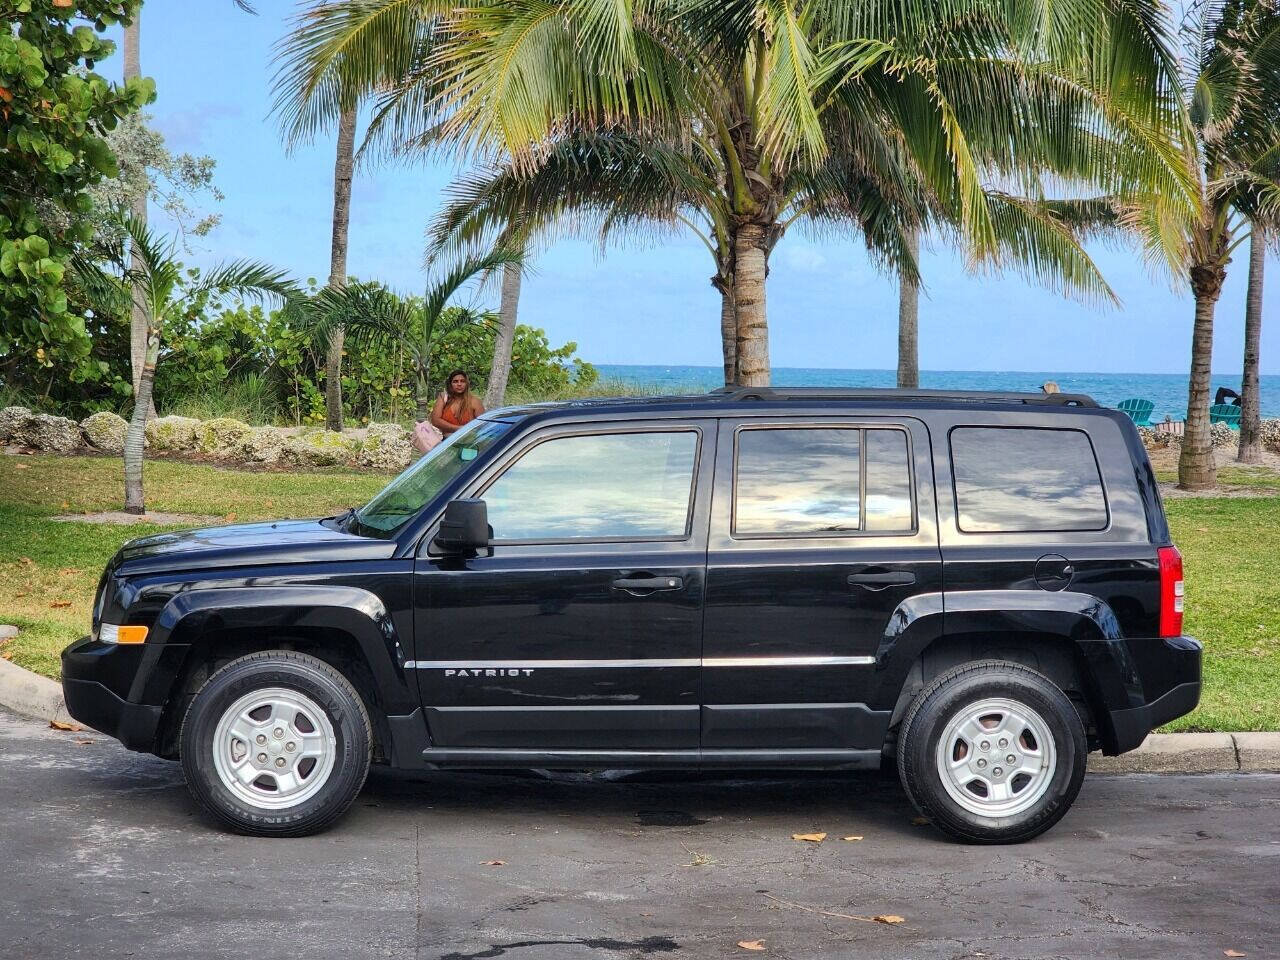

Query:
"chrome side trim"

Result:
[[404, 655, 875, 669], [703, 656, 876, 667], [405, 659, 699, 670]]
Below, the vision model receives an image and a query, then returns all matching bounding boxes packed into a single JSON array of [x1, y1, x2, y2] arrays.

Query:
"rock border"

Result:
[[0, 655, 1276, 771]]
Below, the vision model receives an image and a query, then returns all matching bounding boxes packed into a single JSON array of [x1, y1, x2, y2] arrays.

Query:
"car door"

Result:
[[701, 416, 941, 753], [413, 419, 716, 756]]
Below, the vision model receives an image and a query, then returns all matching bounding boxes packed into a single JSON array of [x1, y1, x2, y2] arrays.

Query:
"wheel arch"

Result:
[[874, 590, 1138, 755]]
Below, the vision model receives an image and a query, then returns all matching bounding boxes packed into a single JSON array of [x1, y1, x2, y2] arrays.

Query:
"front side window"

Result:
[[484, 431, 699, 541], [733, 426, 915, 536], [950, 426, 1108, 532], [354, 419, 512, 537]]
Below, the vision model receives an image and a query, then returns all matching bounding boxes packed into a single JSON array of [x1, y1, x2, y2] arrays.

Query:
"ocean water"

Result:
[[595, 365, 1279, 422]]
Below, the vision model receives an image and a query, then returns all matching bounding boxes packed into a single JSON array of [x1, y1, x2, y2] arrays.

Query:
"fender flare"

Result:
[[135, 584, 417, 716], [869, 589, 1143, 743]]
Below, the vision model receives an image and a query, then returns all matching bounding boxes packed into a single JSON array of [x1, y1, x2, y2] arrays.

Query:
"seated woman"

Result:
[[431, 369, 485, 436]]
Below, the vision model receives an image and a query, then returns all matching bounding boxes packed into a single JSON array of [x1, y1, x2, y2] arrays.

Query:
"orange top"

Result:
[[440, 399, 476, 427]]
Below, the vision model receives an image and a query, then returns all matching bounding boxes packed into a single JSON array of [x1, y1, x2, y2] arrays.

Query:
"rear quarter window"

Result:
[[949, 426, 1108, 533]]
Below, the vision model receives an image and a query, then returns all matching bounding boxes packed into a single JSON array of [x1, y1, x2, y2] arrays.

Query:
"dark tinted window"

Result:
[[950, 427, 1107, 532], [734, 427, 914, 536], [485, 431, 698, 540]]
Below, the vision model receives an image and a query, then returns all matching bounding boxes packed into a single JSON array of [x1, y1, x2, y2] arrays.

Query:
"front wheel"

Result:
[[179, 651, 372, 837], [896, 660, 1087, 843]]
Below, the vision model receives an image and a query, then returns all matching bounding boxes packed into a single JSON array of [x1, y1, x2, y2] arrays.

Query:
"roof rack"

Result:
[[704, 387, 1098, 407]]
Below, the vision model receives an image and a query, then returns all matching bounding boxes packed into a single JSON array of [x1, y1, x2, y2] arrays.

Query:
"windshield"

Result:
[[352, 419, 513, 538]]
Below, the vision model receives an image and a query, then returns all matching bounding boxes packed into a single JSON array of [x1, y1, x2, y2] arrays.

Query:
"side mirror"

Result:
[[432, 498, 490, 555]]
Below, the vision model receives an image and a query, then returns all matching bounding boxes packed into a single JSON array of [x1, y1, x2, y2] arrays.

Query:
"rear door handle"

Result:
[[612, 576, 684, 593], [847, 571, 916, 589]]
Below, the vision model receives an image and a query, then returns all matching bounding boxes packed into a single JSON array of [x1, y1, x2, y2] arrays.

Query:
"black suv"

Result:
[[62, 388, 1200, 842]]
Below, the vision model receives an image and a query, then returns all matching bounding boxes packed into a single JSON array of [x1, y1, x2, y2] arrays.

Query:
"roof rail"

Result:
[[705, 387, 1098, 407]]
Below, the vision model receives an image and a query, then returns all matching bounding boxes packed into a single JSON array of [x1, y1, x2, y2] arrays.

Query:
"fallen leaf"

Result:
[[58, 568, 80, 575], [50, 720, 82, 732], [1224, 951, 1247, 958], [225, 512, 237, 522], [911, 816, 930, 826], [61, 502, 69, 510], [53, 0, 75, 7], [873, 915, 905, 925], [1, 652, 12, 661], [49, 601, 71, 608], [18, 557, 31, 565], [791, 832, 826, 843], [13, 464, 27, 469], [841, 835, 864, 841], [737, 940, 766, 951], [481, 860, 506, 866], [74, 738, 95, 746]]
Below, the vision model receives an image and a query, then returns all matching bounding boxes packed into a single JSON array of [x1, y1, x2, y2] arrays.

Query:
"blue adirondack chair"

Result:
[[1117, 398, 1155, 427], [1209, 403, 1242, 429]]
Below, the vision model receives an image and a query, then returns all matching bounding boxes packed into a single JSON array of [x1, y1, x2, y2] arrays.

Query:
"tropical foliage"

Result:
[[0, 0, 151, 383]]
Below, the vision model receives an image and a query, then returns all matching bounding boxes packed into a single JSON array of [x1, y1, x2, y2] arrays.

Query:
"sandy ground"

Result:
[[50, 511, 221, 525]]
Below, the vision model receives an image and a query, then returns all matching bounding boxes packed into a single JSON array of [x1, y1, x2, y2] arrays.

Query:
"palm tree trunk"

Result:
[[733, 222, 770, 387], [897, 229, 920, 389], [123, 328, 158, 514], [1238, 225, 1265, 464], [324, 105, 357, 432], [416, 367, 431, 422], [484, 259, 522, 408], [713, 272, 736, 387], [123, 17, 154, 419], [1178, 263, 1224, 490]]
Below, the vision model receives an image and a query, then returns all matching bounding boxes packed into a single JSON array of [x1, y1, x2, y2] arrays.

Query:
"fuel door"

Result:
[[1034, 554, 1074, 592]]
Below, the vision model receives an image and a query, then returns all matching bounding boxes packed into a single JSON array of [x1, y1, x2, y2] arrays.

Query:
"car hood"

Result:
[[114, 517, 397, 575]]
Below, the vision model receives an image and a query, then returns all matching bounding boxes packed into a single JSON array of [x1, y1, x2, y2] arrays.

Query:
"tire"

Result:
[[179, 651, 371, 837], [896, 659, 1086, 844]]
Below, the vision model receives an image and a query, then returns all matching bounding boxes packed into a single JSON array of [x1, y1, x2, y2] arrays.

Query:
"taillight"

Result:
[[1158, 545, 1184, 638]]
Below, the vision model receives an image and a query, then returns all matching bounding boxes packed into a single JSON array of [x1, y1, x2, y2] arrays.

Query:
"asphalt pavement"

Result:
[[1, 707, 1278, 960]]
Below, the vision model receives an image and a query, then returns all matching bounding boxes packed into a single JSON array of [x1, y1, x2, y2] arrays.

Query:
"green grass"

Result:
[[1, 452, 1276, 731], [1153, 464, 1280, 490]]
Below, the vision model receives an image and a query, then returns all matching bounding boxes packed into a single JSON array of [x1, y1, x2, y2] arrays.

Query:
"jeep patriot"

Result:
[[61, 388, 1201, 842]]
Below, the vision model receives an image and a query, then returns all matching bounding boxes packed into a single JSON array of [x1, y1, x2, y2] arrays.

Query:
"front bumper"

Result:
[[61, 636, 163, 753], [1104, 635, 1202, 754]]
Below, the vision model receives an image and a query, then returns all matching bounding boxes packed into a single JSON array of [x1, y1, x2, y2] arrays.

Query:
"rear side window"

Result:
[[950, 427, 1108, 533], [484, 430, 698, 541], [733, 427, 914, 536]]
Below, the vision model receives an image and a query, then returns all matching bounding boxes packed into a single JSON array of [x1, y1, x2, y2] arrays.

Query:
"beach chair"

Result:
[[1209, 403, 1242, 429], [1117, 398, 1155, 427]]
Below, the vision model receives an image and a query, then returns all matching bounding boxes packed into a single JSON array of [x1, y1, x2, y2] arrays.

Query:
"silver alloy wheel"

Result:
[[211, 687, 337, 810], [934, 696, 1057, 818]]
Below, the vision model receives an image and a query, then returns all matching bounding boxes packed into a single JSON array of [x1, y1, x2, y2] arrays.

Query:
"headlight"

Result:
[[99, 623, 149, 645]]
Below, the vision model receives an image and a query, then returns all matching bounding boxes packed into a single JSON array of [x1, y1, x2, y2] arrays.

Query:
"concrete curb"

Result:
[[0, 658, 74, 726], [2, 656, 1280, 770]]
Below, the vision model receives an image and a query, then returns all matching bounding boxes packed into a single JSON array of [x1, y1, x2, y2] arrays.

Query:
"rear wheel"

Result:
[[180, 651, 371, 837], [896, 660, 1086, 843]]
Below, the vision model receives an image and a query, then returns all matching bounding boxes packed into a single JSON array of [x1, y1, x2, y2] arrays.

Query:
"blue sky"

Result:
[[99, 1, 1276, 375]]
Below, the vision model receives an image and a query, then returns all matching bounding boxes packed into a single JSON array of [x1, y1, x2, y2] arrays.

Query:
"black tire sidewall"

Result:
[[901, 667, 1086, 843], [180, 656, 370, 836]]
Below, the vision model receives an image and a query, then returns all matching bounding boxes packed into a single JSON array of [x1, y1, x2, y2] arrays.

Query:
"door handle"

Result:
[[612, 576, 684, 593], [847, 570, 916, 590]]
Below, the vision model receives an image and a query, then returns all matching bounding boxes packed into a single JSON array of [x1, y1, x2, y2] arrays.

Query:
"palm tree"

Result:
[[1238, 224, 1268, 463], [86, 215, 293, 513], [291, 249, 521, 418], [426, 131, 1121, 389], [1170, 1, 1280, 489], [283, 0, 1194, 386], [272, 4, 382, 433]]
